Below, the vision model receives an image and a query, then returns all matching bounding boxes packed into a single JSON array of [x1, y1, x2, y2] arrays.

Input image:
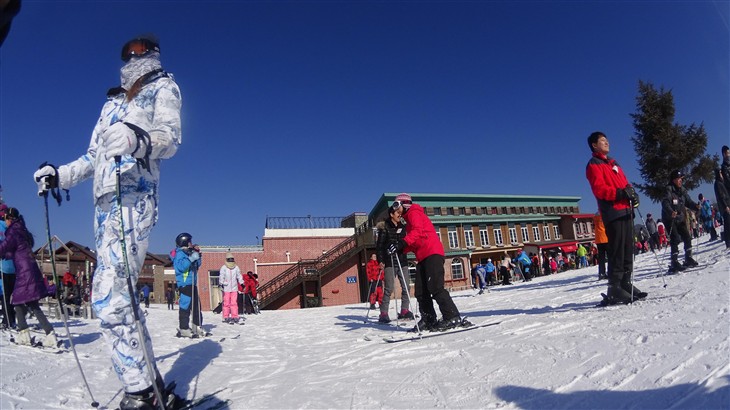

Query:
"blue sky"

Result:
[[1, 1, 728, 253]]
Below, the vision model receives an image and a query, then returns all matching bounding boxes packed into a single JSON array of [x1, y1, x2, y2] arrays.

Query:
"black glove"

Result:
[[387, 239, 405, 255], [624, 186, 640, 208]]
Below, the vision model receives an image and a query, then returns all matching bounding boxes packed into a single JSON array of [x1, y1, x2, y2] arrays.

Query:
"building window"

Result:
[[470, 207, 477, 215], [529, 207, 534, 213], [481, 207, 488, 214], [533, 226, 540, 242], [554, 225, 560, 239], [580, 222, 587, 237], [509, 227, 518, 244], [510, 207, 517, 214], [494, 228, 504, 245], [436, 230, 442, 243], [576, 222, 583, 236], [521, 227, 529, 242], [491, 207, 497, 214], [434, 207, 442, 216], [448, 227, 459, 249], [519, 207, 526, 214], [550, 206, 555, 213], [479, 227, 490, 247], [501, 207, 507, 214], [459, 207, 466, 215], [543, 225, 551, 240], [447, 208, 454, 216], [464, 226, 475, 248], [451, 258, 464, 280]]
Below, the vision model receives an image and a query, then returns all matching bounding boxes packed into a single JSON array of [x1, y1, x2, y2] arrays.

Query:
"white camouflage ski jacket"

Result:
[[219, 265, 243, 293], [58, 71, 182, 206]]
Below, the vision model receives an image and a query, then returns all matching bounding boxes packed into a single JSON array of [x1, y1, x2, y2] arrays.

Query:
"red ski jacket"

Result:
[[586, 152, 632, 222], [366, 259, 383, 282], [402, 203, 444, 261]]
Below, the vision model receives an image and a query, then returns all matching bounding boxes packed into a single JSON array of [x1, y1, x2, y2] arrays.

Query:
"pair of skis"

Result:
[[363, 319, 501, 343]]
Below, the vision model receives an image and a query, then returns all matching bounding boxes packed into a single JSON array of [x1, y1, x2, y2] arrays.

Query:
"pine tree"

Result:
[[630, 80, 718, 202]]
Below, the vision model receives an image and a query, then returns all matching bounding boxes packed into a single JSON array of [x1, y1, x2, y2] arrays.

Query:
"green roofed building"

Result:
[[369, 193, 595, 290]]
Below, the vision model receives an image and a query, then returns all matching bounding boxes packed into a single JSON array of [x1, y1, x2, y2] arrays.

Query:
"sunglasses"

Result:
[[121, 39, 159, 62]]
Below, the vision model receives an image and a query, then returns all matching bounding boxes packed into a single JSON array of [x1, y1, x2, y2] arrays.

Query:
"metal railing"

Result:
[[257, 219, 375, 309]]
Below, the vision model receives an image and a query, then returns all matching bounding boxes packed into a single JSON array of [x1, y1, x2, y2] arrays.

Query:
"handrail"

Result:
[[257, 220, 371, 308]]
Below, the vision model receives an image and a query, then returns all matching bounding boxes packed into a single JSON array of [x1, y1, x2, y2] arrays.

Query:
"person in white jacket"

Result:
[[219, 252, 244, 324], [34, 35, 182, 410]]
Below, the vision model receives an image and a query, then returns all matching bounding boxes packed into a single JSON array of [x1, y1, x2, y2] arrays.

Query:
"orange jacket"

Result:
[[593, 214, 608, 244]]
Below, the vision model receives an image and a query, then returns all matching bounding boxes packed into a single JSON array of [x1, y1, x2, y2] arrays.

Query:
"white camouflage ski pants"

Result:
[[92, 192, 158, 393]]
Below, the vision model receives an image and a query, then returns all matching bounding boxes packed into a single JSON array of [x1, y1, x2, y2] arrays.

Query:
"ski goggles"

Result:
[[121, 38, 160, 62], [390, 200, 412, 212]]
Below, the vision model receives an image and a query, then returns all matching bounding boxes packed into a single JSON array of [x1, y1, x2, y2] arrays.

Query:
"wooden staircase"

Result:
[[257, 222, 374, 309]]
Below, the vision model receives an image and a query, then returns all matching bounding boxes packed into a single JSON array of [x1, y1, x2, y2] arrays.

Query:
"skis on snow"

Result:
[[380, 320, 501, 343]]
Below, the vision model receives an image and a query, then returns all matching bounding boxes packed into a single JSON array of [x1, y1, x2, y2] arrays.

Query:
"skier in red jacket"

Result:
[[586, 132, 647, 305], [389, 193, 468, 332], [365, 254, 383, 309]]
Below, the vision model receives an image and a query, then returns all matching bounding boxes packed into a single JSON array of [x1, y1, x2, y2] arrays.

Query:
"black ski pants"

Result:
[[605, 214, 633, 286], [596, 243, 609, 278], [178, 285, 201, 329], [1, 273, 16, 327], [414, 254, 459, 321], [669, 219, 693, 261]]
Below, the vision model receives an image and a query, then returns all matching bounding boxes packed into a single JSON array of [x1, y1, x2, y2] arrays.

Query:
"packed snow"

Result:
[[1, 237, 728, 410]]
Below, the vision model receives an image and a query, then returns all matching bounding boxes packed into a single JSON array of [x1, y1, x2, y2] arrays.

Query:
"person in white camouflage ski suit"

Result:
[[33, 35, 181, 407]]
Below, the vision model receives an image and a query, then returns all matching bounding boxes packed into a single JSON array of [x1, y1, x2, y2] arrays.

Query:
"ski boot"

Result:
[[607, 285, 634, 304], [42, 331, 59, 348], [378, 313, 391, 324], [433, 316, 464, 332], [668, 255, 686, 274], [176, 328, 193, 338], [119, 380, 179, 410], [408, 313, 437, 333], [621, 281, 648, 301], [683, 256, 699, 268], [369, 304, 376, 310], [397, 309, 415, 320], [15, 328, 32, 346]]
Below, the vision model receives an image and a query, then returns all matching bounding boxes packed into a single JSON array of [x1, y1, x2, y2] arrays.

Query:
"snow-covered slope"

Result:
[[2, 238, 728, 409]]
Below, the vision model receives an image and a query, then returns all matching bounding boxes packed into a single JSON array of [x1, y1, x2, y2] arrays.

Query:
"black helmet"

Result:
[[175, 232, 192, 248], [669, 170, 684, 181]]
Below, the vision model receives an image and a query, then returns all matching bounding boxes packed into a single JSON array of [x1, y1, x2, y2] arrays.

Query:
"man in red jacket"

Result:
[[390, 193, 467, 332], [586, 132, 647, 305]]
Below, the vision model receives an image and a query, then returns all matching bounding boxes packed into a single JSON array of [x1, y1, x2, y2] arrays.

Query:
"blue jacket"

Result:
[[485, 261, 496, 273], [515, 251, 531, 266], [172, 247, 201, 288], [0, 221, 16, 275]]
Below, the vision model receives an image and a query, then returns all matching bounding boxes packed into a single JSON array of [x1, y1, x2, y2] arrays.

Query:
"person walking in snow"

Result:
[[365, 253, 383, 310], [32, 35, 182, 409], [0, 208, 59, 348], [141, 284, 151, 309], [173, 233, 204, 337], [219, 252, 243, 324], [514, 249, 532, 282], [585, 132, 646, 304], [375, 206, 414, 323], [662, 170, 701, 273], [389, 193, 467, 332], [713, 167, 730, 250], [165, 285, 175, 310]]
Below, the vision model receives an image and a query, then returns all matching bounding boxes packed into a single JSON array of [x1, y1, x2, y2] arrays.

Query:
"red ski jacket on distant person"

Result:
[[402, 203, 444, 261], [586, 152, 632, 222], [366, 259, 383, 282]]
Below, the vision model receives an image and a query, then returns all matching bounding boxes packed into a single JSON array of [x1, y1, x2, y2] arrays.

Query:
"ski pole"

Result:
[[0, 266, 10, 330], [38, 186, 99, 407], [364, 269, 383, 323], [389, 254, 400, 328], [634, 206, 667, 288], [114, 157, 165, 410], [392, 252, 421, 335]]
